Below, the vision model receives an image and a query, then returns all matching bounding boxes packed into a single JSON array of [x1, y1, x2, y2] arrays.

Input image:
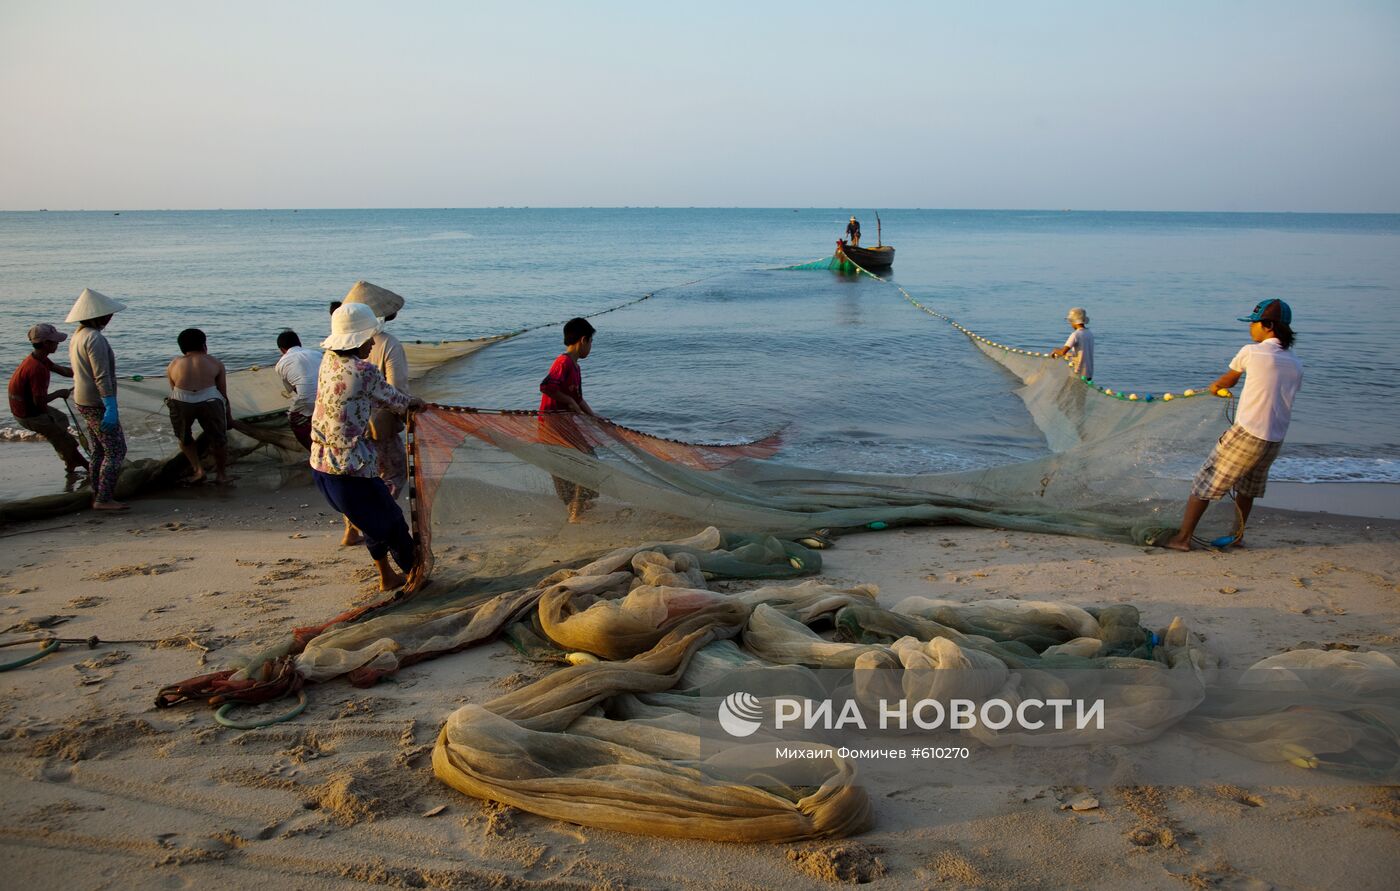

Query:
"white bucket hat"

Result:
[[1066, 307, 1089, 325], [343, 280, 405, 319], [64, 288, 127, 323], [322, 302, 382, 351]]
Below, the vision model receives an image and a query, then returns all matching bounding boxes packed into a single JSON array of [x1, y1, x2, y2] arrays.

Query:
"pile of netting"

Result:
[[74, 256, 1400, 838], [156, 525, 1398, 841]]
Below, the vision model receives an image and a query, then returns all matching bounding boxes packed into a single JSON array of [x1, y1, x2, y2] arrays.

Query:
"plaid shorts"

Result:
[[1191, 425, 1282, 501]]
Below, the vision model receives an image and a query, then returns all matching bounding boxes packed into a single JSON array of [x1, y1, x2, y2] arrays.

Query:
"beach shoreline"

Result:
[[1, 482, 1397, 889], [5, 439, 1399, 523]]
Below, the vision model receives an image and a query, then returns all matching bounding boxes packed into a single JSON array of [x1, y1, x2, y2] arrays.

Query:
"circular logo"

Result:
[[717, 691, 763, 738]]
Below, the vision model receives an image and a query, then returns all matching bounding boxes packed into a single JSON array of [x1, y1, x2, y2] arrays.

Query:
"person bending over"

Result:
[[8, 323, 87, 475], [166, 328, 233, 485], [275, 330, 321, 450]]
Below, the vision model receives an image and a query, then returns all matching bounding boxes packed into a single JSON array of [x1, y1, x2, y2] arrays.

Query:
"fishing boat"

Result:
[[836, 240, 895, 269], [835, 211, 894, 269]]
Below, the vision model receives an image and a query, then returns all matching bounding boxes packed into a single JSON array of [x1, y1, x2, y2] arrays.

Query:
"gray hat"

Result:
[[27, 323, 67, 344]]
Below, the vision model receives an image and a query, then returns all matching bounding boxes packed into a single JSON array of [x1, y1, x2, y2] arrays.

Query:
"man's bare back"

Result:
[[166, 349, 232, 484], [167, 352, 225, 393]]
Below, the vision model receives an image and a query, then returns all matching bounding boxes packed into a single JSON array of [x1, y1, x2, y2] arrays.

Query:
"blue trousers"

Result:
[[313, 470, 416, 571]]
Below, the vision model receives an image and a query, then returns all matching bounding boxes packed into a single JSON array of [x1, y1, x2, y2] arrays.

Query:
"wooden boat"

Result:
[[836, 240, 895, 269], [835, 211, 894, 269]]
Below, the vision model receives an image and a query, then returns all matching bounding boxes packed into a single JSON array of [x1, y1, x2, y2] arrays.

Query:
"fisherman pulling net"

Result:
[[143, 258, 1398, 843]]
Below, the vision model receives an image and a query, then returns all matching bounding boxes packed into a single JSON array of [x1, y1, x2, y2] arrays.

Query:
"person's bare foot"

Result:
[[1162, 535, 1192, 552], [180, 472, 207, 486], [93, 500, 129, 511], [378, 568, 406, 591], [341, 522, 363, 547]]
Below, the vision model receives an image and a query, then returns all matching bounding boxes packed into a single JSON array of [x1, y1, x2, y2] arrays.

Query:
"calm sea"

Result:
[[2, 209, 1397, 488]]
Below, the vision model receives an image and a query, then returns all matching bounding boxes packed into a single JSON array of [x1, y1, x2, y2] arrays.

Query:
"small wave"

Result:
[[390, 231, 476, 244], [1270, 456, 1400, 483]]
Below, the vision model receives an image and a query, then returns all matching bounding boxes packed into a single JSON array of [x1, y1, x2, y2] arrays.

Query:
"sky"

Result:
[[1, 0, 1398, 212]]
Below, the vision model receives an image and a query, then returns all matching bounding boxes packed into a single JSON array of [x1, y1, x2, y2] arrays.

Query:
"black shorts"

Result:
[[167, 398, 228, 446]]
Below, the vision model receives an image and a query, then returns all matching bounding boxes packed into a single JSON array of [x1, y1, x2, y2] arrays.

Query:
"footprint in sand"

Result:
[[85, 561, 182, 581]]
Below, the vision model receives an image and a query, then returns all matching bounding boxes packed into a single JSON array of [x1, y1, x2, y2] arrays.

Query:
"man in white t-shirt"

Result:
[[1165, 299, 1302, 551], [275, 330, 322, 450], [1051, 307, 1094, 380]]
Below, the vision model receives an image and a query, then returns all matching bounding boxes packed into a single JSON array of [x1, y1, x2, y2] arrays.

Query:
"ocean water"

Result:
[[2, 208, 1398, 491]]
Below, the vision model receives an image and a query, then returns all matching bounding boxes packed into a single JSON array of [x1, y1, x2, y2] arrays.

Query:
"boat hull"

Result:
[[837, 242, 895, 269]]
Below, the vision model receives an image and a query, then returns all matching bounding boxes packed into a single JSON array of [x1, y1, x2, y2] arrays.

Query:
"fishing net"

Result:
[[404, 335, 1236, 573], [1, 334, 517, 521], [427, 544, 1394, 840], [138, 257, 1396, 842]]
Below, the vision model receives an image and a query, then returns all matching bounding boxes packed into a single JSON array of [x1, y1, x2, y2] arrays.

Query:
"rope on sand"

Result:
[[214, 689, 309, 729], [0, 638, 60, 671]]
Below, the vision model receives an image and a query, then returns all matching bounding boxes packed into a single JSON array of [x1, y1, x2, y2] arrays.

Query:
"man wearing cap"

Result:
[[846, 216, 862, 247], [1166, 299, 1302, 551], [66, 288, 130, 510], [7, 323, 88, 475]]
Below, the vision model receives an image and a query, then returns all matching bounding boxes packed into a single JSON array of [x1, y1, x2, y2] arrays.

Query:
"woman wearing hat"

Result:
[[311, 302, 425, 591], [342, 280, 411, 499], [65, 288, 129, 510]]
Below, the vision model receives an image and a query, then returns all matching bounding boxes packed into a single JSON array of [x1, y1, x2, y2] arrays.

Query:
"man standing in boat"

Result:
[[846, 215, 862, 246]]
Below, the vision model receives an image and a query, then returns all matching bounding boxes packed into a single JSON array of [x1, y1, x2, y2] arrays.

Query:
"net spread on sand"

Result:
[[26, 257, 1397, 839], [157, 526, 1400, 842]]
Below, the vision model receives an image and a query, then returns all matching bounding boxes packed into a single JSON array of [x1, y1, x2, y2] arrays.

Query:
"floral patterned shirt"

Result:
[[309, 351, 411, 477]]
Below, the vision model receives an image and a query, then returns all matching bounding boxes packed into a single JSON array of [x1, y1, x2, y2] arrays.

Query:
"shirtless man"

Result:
[[166, 328, 233, 484]]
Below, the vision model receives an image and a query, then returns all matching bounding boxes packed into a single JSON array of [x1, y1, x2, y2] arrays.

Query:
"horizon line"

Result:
[[3, 206, 1399, 215]]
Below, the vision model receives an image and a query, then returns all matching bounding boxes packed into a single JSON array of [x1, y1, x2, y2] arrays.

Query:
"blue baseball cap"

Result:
[[1239, 298, 1292, 325]]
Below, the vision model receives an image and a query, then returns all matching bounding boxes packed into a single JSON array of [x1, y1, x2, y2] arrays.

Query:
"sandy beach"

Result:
[[2, 476, 1397, 890], [4, 0, 1398, 886]]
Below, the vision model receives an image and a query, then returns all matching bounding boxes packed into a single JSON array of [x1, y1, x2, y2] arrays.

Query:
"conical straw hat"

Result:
[[65, 288, 127, 323], [343, 280, 405, 319]]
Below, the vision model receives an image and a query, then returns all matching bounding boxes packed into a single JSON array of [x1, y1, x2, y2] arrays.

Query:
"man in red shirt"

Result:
[[539, 317, 597, 521], [8, 323, 88, 474]]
